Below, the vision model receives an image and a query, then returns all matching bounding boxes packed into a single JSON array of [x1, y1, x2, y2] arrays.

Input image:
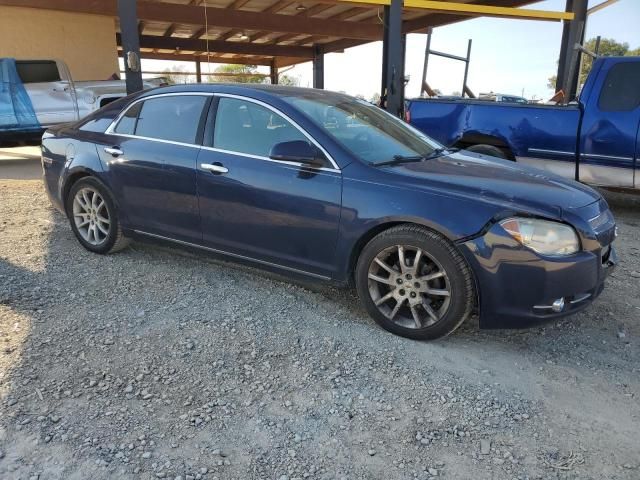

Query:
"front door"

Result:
[[579, 60, 640, 188], [99, 94, 210, 242], [17, 60, 78, 125], [196, 96, 342, 279]]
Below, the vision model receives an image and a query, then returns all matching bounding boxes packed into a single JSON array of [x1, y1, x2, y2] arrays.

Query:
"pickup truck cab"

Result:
[[1, 58, 157, 145], [406, 56, 640, 190]]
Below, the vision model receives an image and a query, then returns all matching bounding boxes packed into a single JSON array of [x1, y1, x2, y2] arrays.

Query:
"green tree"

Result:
[[212, 64, 264, 84], [161, 65, 194, 85], [276, 73, 299, 86], [548, 37, 639, 90]]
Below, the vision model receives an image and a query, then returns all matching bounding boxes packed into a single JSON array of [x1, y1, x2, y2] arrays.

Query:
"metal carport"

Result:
[[0, 0, 588, 114]]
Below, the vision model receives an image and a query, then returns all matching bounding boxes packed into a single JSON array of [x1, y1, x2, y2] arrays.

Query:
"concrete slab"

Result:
[[0, 146, 42, 180]]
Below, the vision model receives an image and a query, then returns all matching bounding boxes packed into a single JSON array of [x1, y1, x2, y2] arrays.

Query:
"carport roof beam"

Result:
[[400, 0, 574, 21], [1, 0, 544, 68], [120, 34, 315, 58], [117, 49, 275, 66], [0, 0, 382, 41]]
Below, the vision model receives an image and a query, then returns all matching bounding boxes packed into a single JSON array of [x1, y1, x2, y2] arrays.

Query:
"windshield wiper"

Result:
[[373, 147, 457, 167], [373, 155, 424, 167], [422, 147, 459, 159]]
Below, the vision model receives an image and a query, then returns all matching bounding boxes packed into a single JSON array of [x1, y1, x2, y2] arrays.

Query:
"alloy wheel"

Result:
[[367, 245, 451, 329], [72, 187, 110, 246]]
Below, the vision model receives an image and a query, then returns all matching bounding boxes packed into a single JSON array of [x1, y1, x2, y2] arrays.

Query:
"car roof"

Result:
[[138, 83, 356, 104]]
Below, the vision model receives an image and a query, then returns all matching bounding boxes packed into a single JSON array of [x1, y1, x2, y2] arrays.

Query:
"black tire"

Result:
[[355, 224, 475, 340], [466, 144, 508, 159], [66, 176, 130, 254]]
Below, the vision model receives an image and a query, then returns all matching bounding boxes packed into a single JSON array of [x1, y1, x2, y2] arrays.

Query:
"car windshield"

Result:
[[282, 95, 441, 165]]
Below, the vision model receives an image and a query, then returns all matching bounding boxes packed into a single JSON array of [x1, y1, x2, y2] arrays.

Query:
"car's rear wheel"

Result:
[[66, 177, 130, 254], [355, 225, 475, 340]]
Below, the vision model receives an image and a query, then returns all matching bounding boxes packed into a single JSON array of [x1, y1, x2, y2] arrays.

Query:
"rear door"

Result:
[[98, 93, 210, 242], [579, 60, 640, 188], [196, 95, 342, 279], [16, 60, 77, 125]]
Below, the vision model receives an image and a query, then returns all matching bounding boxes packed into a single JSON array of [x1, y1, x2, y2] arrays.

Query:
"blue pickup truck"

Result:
[[406, 56, 640, 191]]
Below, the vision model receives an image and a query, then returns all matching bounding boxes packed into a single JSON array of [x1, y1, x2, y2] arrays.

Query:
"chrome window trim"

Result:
[[104, 92, 214, 139], [212, 93, 340, 171], [200, 145, 340, 174], [133, 230, 331, 281], [109, 133, 202, 150], [103, 91, 341, 172]]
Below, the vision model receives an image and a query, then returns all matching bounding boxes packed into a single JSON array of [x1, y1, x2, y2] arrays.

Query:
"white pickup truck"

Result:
[[1, 58, 159, 146]]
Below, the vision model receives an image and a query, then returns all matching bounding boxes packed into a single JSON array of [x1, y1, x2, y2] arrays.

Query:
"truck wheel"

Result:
[[355, 224, 475, 340], [466, 144, 508, 159]]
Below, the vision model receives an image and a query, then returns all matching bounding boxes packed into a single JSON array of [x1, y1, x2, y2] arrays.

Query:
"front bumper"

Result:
[[459, 224, 617, 329]]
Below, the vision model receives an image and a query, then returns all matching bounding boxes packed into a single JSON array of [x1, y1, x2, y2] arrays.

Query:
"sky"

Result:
[[137, 0, 640, 101]]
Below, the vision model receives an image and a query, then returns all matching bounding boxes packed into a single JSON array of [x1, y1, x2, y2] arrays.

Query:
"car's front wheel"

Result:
[[66, 176, 130, 254], [355, 225, 475, 340]]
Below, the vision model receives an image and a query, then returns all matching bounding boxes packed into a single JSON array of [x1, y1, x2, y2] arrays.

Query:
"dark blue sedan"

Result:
[[41, 85, 618, 340]]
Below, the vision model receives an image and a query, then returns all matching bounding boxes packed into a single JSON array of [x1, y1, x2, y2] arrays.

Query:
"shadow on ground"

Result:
[[1, 179, 639, 479]]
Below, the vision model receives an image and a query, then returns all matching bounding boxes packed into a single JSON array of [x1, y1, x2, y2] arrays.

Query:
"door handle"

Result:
[[201, 163, 229, 174], [104, 146, 123, 157]]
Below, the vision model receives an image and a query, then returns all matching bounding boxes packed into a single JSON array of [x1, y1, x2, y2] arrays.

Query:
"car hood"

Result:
[[380, 151, 601, 218]]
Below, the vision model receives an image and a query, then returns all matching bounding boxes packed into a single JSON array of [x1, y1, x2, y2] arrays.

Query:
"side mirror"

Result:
[[269, 140, 323, 167]]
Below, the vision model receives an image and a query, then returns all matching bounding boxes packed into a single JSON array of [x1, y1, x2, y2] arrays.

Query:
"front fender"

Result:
[[333, 175, 503, 282]]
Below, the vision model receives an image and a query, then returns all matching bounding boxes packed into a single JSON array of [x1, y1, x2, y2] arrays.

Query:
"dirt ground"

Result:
[[0, 178, 638, 480]]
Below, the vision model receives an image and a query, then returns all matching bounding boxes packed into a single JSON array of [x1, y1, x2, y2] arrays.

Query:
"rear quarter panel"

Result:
[[41, 128, 107, 213]]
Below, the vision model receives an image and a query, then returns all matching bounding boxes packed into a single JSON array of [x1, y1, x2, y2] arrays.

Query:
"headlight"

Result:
[[499, 217, 580, 256]]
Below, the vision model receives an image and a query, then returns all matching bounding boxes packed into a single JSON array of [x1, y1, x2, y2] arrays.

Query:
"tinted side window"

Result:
[[135, 96, 207, 144], [78, 95, 133, 133], [80, 117, 115, 133], [114, 102, 142, 135], [598, 62, 640, 112], [16, 61, 61, 83], [213, 97, 309, 158]]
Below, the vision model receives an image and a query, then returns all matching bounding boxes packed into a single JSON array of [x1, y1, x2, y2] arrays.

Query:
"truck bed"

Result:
[[407, 98, 581, 165]]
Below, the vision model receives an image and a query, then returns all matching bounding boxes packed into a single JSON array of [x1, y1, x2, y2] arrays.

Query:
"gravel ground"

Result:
[[0, 179, 639, 480]]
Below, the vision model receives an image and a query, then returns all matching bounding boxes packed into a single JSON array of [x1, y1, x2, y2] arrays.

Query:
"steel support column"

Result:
[[313, 45, 324, 89], [195, 59, 202, 83], [555, 0, 572, 92], [117, 0, 143, 94], [559, 0, 588, 101], [270, 59, 278, 85], [384, 0, 404, 117], [380, 5, 390, 99]]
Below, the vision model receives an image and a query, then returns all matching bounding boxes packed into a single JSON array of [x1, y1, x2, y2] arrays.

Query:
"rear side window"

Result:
[[78, 95, 133, 133], [80, 117, 115, 133], [16, 61, 61, 83], [598, 62, 640, 112], [114, 102, 142, 135], [135, 96, 207, 144]]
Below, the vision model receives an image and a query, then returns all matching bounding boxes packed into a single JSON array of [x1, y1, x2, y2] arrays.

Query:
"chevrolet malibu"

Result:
[[41, 85, 617, 340]]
